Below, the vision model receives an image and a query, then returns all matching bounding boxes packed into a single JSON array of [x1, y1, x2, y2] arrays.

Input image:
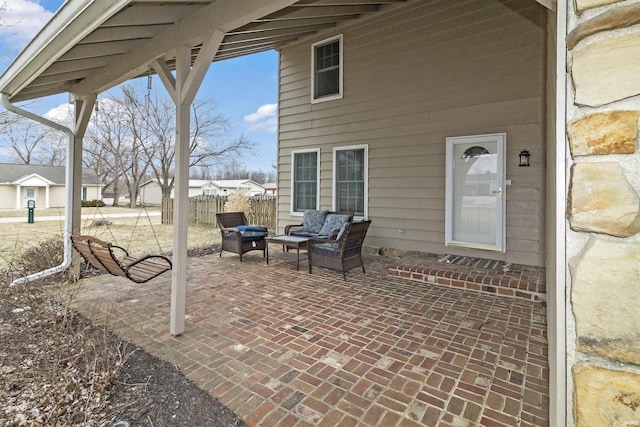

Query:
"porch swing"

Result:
[[71, 205, 172, 283], [70, 73, 174, 283]]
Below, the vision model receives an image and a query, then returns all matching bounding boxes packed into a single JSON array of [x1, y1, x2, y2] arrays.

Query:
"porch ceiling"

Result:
[[0, 0, 407, 103]]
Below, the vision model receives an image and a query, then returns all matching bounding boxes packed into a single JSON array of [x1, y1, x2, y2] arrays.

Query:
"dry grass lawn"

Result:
[[0, 206, 219, 270]]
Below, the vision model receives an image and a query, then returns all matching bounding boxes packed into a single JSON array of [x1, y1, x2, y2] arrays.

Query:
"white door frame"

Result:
[[24, 187, 38, 208], [445, 133, 506, 252]]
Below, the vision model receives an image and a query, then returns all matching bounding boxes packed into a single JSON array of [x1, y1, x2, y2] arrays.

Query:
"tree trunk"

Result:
[[111, 176, 121, 207]]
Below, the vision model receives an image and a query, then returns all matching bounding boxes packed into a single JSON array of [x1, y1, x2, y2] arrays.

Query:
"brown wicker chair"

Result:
[[308, 220, 371, 281], [216, 212, 268, 262]]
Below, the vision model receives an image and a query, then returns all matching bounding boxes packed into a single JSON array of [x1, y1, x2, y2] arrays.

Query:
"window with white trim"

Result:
[[312, 35, 343, 102], [291, 149, 320, 213], [333, 145, 367, 218]]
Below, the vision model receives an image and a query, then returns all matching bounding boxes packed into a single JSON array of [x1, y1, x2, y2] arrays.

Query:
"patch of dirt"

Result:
[[105, 345, 245, 427]]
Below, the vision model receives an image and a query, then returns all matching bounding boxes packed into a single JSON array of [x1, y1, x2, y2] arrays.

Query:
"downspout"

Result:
[[1, 93, 75, 286]]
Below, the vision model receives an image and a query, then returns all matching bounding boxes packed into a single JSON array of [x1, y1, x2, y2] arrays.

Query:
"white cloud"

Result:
[[244, 103, 277, 133], [43, 102, 73, 126], [0, 0, 54, 53]]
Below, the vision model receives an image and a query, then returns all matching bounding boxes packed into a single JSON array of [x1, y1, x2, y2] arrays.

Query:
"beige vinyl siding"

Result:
[[49, 186, 66, 207], [0, 186, 15, 209], [277, 0, 546, 266], [84, 186, 102, 201], [140, 182, 163, 206]]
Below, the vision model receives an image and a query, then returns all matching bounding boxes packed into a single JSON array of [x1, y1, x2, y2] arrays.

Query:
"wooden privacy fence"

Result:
[[161, 195, 276, 230]]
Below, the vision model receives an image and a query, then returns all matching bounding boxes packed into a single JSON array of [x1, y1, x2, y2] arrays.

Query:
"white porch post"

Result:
[[153, 30, 223, 336], [45, 185, 50, 208], [15, 185, 20, 209], [171, 44, 191, 336], [70, 95, 96, 236]]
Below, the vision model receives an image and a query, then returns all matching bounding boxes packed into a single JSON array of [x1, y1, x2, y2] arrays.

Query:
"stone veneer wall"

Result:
[[566, 0, 640, 425]]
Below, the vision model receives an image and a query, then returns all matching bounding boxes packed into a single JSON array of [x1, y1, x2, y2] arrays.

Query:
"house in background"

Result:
[[263, 182, 277, 195], [139, 179, 265, 205], [202, 179, 265, 197], [0, 163, 102, 209]]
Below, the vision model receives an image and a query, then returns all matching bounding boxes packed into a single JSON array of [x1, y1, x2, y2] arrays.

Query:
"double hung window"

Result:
[[333, 145, 367, 218], [312, 35, 343, 102], [291, 149, 320, 213]]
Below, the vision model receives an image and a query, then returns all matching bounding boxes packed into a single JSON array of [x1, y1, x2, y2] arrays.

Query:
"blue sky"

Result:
[[0, 0, 279, 172]]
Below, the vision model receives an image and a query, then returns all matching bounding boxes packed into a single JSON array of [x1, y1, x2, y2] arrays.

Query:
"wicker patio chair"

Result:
[[308, 220, 371, 281], [216, 212, 268, 262]]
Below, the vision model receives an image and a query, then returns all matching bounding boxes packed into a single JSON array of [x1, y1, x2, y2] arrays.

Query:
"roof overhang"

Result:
[[0, 0, 408, 103]]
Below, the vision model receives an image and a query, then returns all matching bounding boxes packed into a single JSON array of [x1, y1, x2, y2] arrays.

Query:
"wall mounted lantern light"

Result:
[[519, 150, 530, 167]]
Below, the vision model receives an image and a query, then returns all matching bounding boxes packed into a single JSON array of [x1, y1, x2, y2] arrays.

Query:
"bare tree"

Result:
[[117, 89, 153, 208], [121, 84, 254, 199], [85, 94, 152, 208], [211, 158, 276, 184], [85, 99, 130, 206], [0, 114, 65, 165], [214, 158, 251, 181]]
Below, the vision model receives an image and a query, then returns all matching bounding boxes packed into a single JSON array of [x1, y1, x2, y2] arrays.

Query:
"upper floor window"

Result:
[[333, 145, 368, 218], [291, 149, 320, 213], [312, 35, 343, 103]]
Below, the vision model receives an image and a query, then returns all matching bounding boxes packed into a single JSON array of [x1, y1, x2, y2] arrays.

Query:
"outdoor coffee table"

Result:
[[266, 235, 310, 271]]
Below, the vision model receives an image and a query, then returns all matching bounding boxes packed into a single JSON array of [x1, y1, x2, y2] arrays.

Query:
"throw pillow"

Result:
[[318, 214, 351, 237], [303, 210, 328, 234], [336, 222, 350, 240]]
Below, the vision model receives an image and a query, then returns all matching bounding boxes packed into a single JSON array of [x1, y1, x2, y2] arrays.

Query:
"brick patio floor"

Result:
[[71, 252, 549, 426]]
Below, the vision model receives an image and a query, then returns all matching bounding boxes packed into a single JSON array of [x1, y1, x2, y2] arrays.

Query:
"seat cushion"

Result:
[[234, 225, 268, 243], [303, 210, 328, 234], [290, 231, 317, 238], [318, 214, 351, 237], [235, 225, 268, 233], [311, 242, 341, 256]]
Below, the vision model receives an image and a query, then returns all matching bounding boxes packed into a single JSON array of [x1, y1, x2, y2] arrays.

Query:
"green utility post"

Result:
[[27, 200, 35, 224]]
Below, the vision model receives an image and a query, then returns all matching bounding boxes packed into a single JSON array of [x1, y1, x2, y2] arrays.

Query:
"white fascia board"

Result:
[[13, 173, 56, 185], [0, 0, 131, 100]]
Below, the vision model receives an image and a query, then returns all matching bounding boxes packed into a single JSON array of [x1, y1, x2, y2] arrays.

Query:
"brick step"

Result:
[[387, 261, 546, 302]]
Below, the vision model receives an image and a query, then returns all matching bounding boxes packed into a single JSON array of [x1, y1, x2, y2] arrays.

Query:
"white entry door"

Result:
[[445, 133, 506, 252], [24, 187, 37, 208]]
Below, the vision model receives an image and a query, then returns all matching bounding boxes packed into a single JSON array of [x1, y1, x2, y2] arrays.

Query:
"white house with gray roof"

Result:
[[0, 163, 102, 209], [139, 179, 265, 205]]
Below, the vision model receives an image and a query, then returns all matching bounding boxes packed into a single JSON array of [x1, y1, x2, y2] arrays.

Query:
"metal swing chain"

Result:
[[84, 204, 118, 244], [127, 203, 165, 255], [142, 203, 165, 255]]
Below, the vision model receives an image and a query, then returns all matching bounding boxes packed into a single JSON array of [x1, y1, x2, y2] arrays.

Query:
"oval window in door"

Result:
[[461, 146, 490, 160]]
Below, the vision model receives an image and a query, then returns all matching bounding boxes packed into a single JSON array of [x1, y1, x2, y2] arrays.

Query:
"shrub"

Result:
[[224, 190, 252, 217], [13, 236, 65, 281], [82, 199, 106, 207], [0, 236, 127, 426]]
